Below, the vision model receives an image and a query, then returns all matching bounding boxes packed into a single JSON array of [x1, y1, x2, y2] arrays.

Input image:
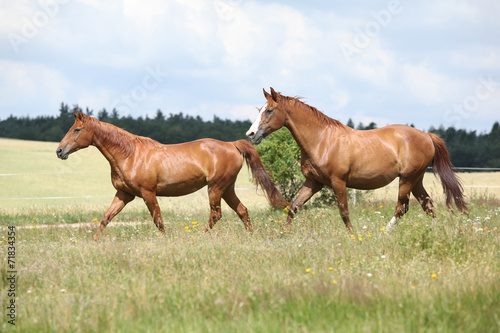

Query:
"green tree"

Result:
[[346, 118, 355, 128], [255, 128, 303, 201], [98, 108, 109, 121], [255, 128, 350, 205]]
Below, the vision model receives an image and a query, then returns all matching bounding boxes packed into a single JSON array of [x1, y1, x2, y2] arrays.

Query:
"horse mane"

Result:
[[280, 94, 345, 128], [84, 116, 162, 156]]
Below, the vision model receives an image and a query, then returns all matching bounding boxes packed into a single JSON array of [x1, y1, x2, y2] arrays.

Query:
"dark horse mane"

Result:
[[280, 94, 345, 128], [84, 116, 162, 156]]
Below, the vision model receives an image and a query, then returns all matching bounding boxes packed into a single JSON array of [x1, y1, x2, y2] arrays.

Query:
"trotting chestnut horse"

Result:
[[246, 88, 467, 232], [57, 112, 288, 240]]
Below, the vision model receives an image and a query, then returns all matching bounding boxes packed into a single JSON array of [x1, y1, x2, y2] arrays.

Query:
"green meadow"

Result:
[[1, 138, 499, 332]]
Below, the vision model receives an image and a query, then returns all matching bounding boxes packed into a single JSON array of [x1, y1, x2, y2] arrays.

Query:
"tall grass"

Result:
[[1, 198, 499, 332], [2, 138, 499, 331]]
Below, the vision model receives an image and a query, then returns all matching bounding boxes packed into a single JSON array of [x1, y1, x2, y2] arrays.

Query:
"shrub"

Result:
[[256, 128, 360, 206], [255, 128, 303, 202]]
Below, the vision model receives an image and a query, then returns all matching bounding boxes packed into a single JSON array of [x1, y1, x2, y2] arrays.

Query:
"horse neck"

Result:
[[283, 101, 342, 155], [90, 121, 135, 164]]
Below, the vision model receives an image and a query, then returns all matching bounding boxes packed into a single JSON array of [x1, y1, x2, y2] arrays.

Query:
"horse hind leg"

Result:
[[222, 185, 252, 232], [411, 177, 435, 217]]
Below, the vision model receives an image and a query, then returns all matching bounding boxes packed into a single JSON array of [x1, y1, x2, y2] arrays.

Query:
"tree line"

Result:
[[0, 102, 499, 168], [0, 103, 251, 144]]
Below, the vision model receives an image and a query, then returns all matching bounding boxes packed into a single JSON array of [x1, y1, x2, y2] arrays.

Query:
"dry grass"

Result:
[[1, 138, 500, 332], [1, 202, 499, 332]]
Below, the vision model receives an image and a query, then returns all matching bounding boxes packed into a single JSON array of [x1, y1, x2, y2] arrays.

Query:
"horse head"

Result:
[[246, 87, 287, 144], [56, 111, 93, 160]]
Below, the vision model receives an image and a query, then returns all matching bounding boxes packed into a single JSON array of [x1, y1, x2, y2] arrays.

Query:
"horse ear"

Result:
[[270, 87, 279, 102], [263, 88, 271, 99], [73, 111, 84, 121]]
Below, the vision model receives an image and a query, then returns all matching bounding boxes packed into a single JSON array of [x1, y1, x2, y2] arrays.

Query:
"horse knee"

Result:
[[236, 203, 248, 217]]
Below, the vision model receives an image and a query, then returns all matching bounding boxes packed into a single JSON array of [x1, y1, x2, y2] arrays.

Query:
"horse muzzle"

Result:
[[56, 147, 70, 160], [246, 126, 267, 144], [246, 132, 264, 144]]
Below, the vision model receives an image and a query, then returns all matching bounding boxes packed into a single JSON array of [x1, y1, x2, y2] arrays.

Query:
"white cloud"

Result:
[[228, 103, 259, 120], [0, 60, 70, 115], [451, 50, 500, 71], [420, 1, 480, 26], [0, 0, 498, 132], [401, 64, 461, 105]]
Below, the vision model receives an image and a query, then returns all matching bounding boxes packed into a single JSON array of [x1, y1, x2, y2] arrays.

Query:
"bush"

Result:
[[256, 128, 359, 206], [255, 128, 303, 202]]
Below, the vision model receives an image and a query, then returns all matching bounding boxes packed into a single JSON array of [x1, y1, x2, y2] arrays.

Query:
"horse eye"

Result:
[[74, 128, 82, 133], [266, 109, 273, 115]]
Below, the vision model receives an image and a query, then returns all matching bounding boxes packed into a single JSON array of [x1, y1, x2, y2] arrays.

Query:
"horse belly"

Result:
[[346, 159, 399, 190], [156, 178, 207, 197], [346, 168, 399, 190], [155, 172, 207, 196]]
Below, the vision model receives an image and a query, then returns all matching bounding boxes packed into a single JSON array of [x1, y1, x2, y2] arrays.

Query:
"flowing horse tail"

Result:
[[232, 140, 290, 208], [428, 133, 468, 213]]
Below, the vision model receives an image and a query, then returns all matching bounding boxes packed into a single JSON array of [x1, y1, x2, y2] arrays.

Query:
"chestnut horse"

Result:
[[57, 112, 288, 240], [246, 88, 467, 232]]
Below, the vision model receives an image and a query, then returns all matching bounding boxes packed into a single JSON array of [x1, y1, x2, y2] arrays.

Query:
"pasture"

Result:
[[1, 138, 500, 332]]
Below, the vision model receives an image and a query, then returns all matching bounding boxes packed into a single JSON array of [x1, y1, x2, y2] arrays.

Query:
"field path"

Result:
[[3, 221, 147, 230]]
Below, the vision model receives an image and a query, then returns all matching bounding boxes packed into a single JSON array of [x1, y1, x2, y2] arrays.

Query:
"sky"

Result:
[[1, 0, 499, 133]]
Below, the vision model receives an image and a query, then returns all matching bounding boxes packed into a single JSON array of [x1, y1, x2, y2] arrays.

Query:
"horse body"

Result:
[[57, 112, 288, 239], [109, 140, 242, 197], [247, 88, 466, 232], [337, 125, 435, 190]]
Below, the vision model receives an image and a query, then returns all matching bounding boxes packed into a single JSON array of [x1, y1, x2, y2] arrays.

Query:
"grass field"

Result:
[[1, 138, 500, 332]]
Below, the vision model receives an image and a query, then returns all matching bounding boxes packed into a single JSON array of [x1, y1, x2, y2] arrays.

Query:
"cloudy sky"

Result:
[[1, 0, 499, 132]]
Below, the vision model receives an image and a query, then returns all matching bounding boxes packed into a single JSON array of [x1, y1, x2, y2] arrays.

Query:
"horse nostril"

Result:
[[56, 148, 62, 156], [246, 131, 254, 138]]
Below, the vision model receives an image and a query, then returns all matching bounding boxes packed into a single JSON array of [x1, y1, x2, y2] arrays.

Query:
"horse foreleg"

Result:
[[94, 191, 135, 240], [285, 179, 322, 231], [204, 188, 223, 232], [386, 182, 412, 232], [142, 191, 166, 234], [222, 186, 252, 232], [331, 182, 353, 233]]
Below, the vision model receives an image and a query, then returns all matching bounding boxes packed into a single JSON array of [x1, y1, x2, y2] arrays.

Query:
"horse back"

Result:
[[327, 125, 435, 189], [362, 124, 435, 172], [150, 139, 243, 196]]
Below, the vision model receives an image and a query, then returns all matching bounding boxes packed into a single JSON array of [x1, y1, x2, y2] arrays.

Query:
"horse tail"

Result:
[[232, 140, 290, 208], [428, 133, 468, 212]]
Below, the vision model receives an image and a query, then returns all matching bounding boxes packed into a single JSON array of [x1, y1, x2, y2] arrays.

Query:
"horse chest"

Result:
[[111, 176, 125, 190], [301, 159, 328, 184], [110, 171, 137, 194]]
